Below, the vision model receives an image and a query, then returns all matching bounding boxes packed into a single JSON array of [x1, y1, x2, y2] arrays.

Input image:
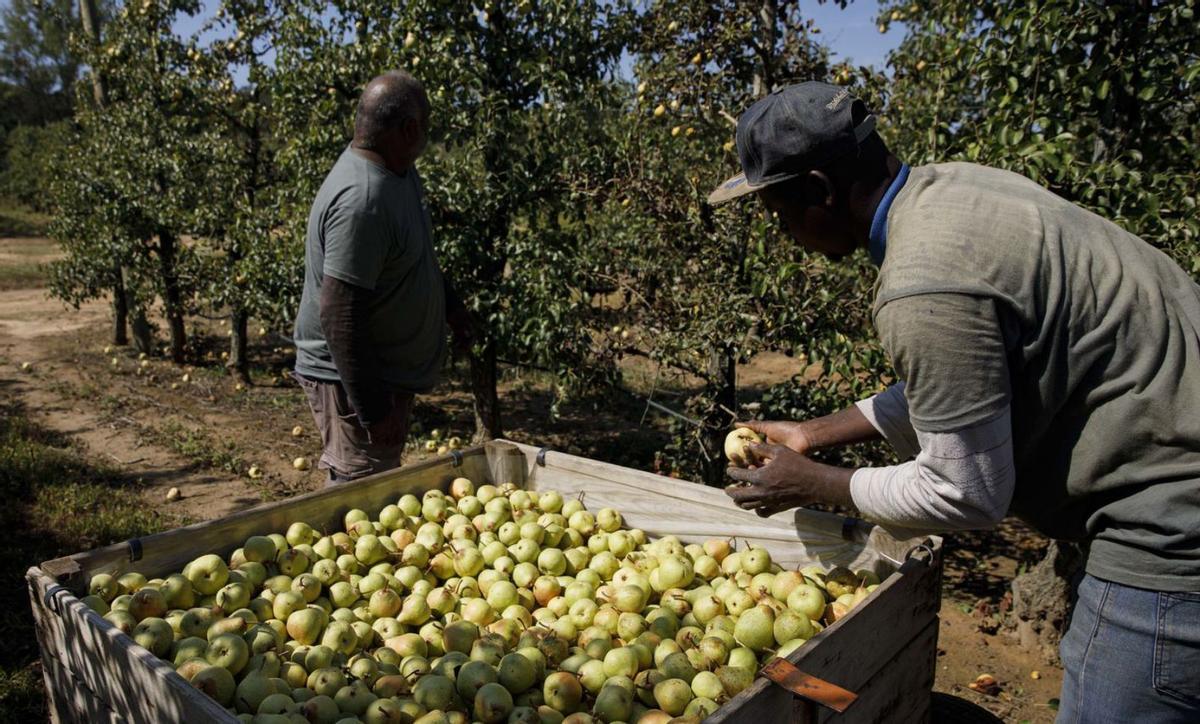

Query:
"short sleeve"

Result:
[[875, 293, 1011, 432], [322, 204, 388, 291]]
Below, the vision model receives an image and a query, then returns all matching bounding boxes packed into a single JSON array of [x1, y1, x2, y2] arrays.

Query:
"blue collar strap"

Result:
[[867, 163, 910, 266]]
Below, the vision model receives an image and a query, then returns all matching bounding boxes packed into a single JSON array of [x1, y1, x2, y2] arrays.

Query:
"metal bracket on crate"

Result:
[[904, 541, 936, 566], [449, 450, 464, 468], [44, 584, 69, 614], [536, 447, 551, 467], [127, 537, 144, 562], [760, 657, 859, 713]]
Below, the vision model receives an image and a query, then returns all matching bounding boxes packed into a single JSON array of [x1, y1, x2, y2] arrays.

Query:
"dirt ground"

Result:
[[2, 235, 1063, 722]]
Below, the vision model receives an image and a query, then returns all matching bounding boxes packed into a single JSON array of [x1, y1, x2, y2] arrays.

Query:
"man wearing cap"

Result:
[[715, 82, 1200, 722]]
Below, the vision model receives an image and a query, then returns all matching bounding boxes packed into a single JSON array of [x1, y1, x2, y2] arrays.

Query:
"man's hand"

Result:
[[447, 306, 473, 353], [444, 279, 473, 353], [365, 405, 407, 447], [725, 443, 855, 517], [736, 420, 815, 456]]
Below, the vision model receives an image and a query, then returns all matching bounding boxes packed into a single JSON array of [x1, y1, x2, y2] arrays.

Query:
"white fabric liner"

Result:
[[493, 443, 938, 579]]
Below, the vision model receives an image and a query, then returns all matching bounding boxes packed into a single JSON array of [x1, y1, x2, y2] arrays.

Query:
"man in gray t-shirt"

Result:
[[711, 83, 1200, 722], [293, 71, 468, 484]]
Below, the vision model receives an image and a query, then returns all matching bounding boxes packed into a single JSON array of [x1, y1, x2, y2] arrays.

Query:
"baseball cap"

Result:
[[708, 82, 877, 205]]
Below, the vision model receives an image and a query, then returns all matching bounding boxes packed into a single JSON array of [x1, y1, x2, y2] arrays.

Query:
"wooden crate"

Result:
[[28, 440, 942, 723]]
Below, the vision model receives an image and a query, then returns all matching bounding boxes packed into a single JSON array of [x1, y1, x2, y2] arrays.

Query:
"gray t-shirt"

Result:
[[293, 147, 446, 393], [875, 162, 1200, 591]]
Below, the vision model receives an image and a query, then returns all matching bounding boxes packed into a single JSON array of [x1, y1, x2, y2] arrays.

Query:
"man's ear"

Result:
[[400, 118, 420, 146], [806, 170, 836, 208]]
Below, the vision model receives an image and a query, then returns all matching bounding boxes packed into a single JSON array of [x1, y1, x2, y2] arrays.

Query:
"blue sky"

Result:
[[171, 0, 902, 83], [808, 1, 903, 68]]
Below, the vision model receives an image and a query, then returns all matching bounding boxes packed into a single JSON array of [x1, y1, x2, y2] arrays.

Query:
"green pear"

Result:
[[88, 573, 119, 602], [733, 605, 775, 652], [234, 672, 274, 714], [185, 554, 229, 596], [286, 607, 325, 646], [542, 671, 583, 714], [333, 680, 377, 716], [190, 665, 236, 706], [306, 667, 347, 697], [412, 674, 455, 712], [474, 682, 514, 723], [715, 665, 755, 698], [299, 694, 339, 724], [498, 652, 537, 694], [652, 679, 693, 717], [243, 536, 277, 563], [593, 684, 633, 723], [206, 632, 249, 675], [657, 652, 695, 684], [132, 617, 173, 657]]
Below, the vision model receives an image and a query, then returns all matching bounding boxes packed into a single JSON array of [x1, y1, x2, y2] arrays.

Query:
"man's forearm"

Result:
[[319, 275, 390, 426], [802, 404, 884, 450], [444, 276, 467, 316], [804, 460, 858, 509]]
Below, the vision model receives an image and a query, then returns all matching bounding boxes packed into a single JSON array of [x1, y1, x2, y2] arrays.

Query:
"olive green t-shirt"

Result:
[[875, 162, 1200, 591], [293, 147, 446, 392]]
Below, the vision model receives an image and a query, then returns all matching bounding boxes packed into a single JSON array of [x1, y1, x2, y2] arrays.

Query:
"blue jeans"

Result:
[[1057, 574, 1200, 723]]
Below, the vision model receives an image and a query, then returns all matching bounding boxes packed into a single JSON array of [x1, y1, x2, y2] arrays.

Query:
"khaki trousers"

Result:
[[292, 372, 413, 486]]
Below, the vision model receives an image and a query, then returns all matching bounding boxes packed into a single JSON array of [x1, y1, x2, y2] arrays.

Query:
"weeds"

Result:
[[146, 420, 245, 474], [0, 400, 166, 722]]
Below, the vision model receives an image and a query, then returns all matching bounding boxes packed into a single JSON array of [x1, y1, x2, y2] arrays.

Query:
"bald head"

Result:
[[353, 71, 430, 154]]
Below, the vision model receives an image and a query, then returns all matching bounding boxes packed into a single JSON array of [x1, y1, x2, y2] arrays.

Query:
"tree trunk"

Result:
[[130, 308, 153, 355], [78, 0, 107, 107], [1004, 541, 1084, 664], [753, 0, 778, 97], [122, 265, 154, 354], [228, 308, 250, 383], [469, 340, 502, 442], [111, 260, 128, 346], [82, 0, 132, 345], [229, 87, 261, 385], [156, 230, 187, 363], [700, 346, 738, 486]]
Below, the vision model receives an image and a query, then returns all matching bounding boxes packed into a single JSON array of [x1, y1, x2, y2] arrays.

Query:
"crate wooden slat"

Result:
[[28, 567, 236, 723], [29, 440, 942, 723], [816, 619, 939, 724]]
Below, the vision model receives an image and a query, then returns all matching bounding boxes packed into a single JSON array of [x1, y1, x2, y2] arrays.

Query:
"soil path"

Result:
[[0, 289, 267, 521], [0, 235, 290, 520]]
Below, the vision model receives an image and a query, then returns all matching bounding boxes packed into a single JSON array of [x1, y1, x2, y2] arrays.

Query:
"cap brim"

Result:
[[707, 173, 763, 205], [707, 171, 801, 205]]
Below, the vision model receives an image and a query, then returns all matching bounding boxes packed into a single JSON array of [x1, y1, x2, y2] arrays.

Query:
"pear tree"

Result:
[[50, 0, 213, 363], [586, 0, 892, 483], [187, 0, 291, 382]]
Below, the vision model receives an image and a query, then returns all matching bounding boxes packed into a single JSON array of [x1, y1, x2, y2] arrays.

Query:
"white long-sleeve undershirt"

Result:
[[850, 383, 1016, 536]]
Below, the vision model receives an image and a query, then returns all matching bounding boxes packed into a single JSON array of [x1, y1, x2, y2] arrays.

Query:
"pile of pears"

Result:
[[83, 478, 881, 724]]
